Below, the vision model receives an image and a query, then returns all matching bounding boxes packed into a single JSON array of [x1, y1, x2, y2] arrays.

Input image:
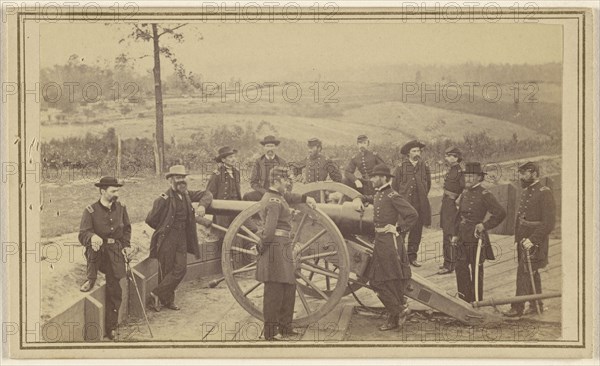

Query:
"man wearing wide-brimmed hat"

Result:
[[145, 165, 213, 312], [206, 146, 242, 228], [504, 162, 556, 317], [78, 176, 132, 340], [452, 162, 506, 304], [361, 164, 418, 331], [243, 135, 287, 202], [437, 146, 465, 275], [392, 140, 431, 267], [343, 134, 386, 197]]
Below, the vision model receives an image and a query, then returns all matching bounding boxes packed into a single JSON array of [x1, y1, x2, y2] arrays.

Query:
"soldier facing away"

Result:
[[504, 162, 556, 317], [78, 176, 132, 340], [452, 162, 506, 303], [145, 165, 213, 312], [255, 166, 317, 341], [362, 164, 419, 331]]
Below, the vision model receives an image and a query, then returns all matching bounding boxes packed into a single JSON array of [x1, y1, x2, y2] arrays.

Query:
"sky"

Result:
[[40, 21, 563, 81]]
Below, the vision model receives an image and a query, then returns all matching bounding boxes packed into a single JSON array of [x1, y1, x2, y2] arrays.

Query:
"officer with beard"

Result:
[[343, 135, 385, 197], [145, 165, 213, 312], [244, 135, 287, 201], [78, 176, 132, 340], [504, 162, 556, 317]]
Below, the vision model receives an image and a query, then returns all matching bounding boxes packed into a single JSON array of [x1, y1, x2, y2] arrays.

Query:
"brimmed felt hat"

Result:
[[518, 161, 539, 174], [215, 146, 238, 162], [371, 164, 394, 178], [260, 135, 281, 146], [400, 140, 426, 155], [94, 176, 123, 188], [463, 162, 487, 175], [165, 165, 188, 179]]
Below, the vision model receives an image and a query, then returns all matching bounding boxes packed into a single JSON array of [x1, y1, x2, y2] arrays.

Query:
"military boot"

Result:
[[379, 313, 400, 331]]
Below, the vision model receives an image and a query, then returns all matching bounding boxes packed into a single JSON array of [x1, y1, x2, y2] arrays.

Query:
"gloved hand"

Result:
[[196, 205, 206, 217], [305, 196, 317, 210], [474, 223, 485, 238], [355, 180, 363, 189], [522, 238, 535, 251], [90, 234, 103, 252], [451, 236, 459, 246], [256, 240, 266, 255], [352, 197, 365, 212]]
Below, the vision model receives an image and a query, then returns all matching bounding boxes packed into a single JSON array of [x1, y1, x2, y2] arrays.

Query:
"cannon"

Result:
[[204, 182, 560, 327]]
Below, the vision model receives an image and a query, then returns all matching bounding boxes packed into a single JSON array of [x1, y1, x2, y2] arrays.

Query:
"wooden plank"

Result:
[[84, 296, 104, 342], [41, 299, 86, 342]]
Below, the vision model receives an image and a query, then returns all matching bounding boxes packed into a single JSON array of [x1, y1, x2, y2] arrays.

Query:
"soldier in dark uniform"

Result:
[[291, 137, 342, 202], [256, 166, 317, 341], [145, 165, 213, 312], [504, 162, 556, 317], [361, 164, 418, 331], [78, 176, 132, 340], [392, 140, 431, 267], [343, 134, 386, 197], [438, 146, 465, 275], [452, 162, 506, 303], [206, 146, 242, 228], [243, 135, 287, 202]]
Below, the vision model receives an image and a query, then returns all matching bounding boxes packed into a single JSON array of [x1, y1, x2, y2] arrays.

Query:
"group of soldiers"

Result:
[[78, 133, 556, 340]]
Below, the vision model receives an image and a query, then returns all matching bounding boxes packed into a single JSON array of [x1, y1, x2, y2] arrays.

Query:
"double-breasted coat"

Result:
[[392, 159, 432, 226]]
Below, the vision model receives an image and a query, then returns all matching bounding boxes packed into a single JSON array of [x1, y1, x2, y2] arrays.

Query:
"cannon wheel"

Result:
[[295, 181, 363, 204], [221, 201, 350, 327], [294, 182, 370, 298]]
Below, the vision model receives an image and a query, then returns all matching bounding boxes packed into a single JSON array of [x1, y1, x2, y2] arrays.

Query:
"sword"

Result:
[[474, 237, 483, 304], [123, 247, 154, 338], [525, 247, 542, 315]]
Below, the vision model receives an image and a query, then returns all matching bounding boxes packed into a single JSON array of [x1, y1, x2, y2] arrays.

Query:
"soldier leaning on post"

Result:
[[206, 146, 242, 228], [360, 164, 419, 331], [504, 162, 556, 317], [243, 135, 287, 202], [437, 146, 465, 275], [255, 166, 317, 341], [145, 165, 213, 312], [392, 140, 432, 268], [78, 176, 132, 341], [343, 134, 386, 197], [452, 162, 506, 303]]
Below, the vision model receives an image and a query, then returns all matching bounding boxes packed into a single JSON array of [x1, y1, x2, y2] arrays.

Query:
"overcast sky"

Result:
[[41, 22, 562, 81]]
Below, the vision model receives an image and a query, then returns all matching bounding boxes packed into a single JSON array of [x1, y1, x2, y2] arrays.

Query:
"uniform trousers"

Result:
[[153, 226, 188, 305], [263, 282, 296, 339]]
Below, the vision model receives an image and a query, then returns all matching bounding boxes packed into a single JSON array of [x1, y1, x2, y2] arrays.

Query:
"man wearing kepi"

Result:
[[344, 134, 385, 197], [256, 166, 317, 341], [438, 146, 465, 275], [392, 140, 431, 267], [362, 164, 418, 331], [244, 135, 287, 201], [145, 165, 213, 312], [504, 162, 556, 317], [452, 162, 506, 303], [78, 176, 132, 340]]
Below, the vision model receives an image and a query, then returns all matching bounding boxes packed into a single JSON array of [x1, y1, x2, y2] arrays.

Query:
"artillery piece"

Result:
[[204, 182, 560, 327]]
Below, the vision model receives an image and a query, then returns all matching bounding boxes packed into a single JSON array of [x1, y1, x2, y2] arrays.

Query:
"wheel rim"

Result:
[[294, 181, 363, 205], [221, 201, 350, 327]]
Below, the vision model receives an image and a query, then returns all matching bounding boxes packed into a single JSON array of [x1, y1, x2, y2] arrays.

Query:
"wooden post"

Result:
[[116, 134, 122, 179]]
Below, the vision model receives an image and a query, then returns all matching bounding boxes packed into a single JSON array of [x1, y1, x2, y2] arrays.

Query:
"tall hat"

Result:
[[444, 146, 463, 162], [307, 137, 322, 148], [400, 140, 426, 155], [214, 146, 238, 162], [165, 165, 188, 179], [94, 176, 122, 188], [259, 135, 281, 146], [463, 162, 487, 176], [356, 134, 369, 143], [371, 164, 394, 178], [518, 161, 539, 174]]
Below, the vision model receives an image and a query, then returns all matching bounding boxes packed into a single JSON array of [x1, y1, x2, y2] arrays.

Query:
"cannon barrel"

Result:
[[206, 199, 375, 235]]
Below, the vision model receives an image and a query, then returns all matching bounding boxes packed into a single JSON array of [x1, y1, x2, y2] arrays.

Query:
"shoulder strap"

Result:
[[85, 205, 94, 213]]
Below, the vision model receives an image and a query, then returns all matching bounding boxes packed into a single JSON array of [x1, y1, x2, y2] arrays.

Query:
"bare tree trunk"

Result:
[[116, 133, 122, 179], [152, 23, 165, 174]]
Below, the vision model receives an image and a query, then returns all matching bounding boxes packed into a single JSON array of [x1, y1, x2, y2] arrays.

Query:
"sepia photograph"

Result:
[[1, 2, 597, 361]]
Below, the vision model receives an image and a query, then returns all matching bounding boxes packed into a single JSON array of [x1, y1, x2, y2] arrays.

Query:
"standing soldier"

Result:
[[343, 134, 385, 197], [78, 176, 132, 340], [145, 165, 213, 312], [392, 140, 431, 267], [206, 146, 242, 227], [292, 137, 343, 201], [243, 135, 287, 201], [437, 147, 465, 275], [256, 166, 317, 341], [504, 162, 556, 317], [452, 162, 506, 303], [362, 164, 418, 331]]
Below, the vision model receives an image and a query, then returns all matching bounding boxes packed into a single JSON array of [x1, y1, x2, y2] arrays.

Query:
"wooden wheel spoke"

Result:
[[300, 263, 339, 280], [296, 272, 329, 301], [296, 285, 312, 314], [299, 250, 337, 262], [308, 258, 320, 281], [230, 246, 257, 256], [240, 225, 261, 242], [291, 213, 308, 244], [325, 261, 331, 291], [243, 281, 262, 297], [297, 229, 328, 254], [320, 190, 325, 203], [234, 232, 259, 245], [231, 263, 257, 276]]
